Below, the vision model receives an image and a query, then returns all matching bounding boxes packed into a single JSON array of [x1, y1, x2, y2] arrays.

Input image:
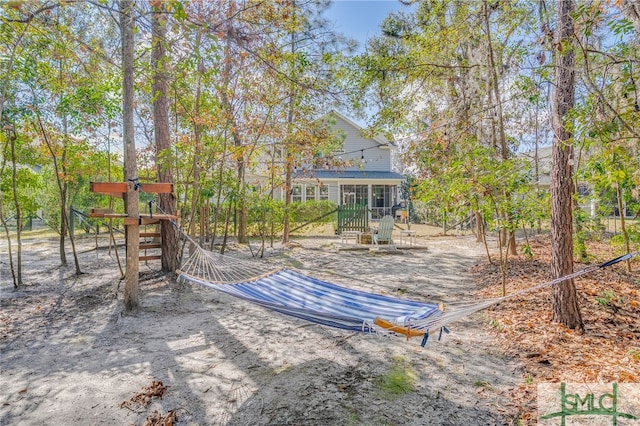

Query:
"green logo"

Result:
[[540, 383, 637, 425]]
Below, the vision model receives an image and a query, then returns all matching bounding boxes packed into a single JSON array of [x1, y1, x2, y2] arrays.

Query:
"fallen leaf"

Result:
[[476, 236, 640, 422]]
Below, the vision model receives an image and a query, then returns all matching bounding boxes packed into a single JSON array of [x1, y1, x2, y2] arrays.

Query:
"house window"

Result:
[[292, 185, 302, 202], [371, 185, 394, 219], [340, 185, 368, 206], [319, 185, 329, 201], [305, 185, 316, 201], [372, 185, 392, 207]]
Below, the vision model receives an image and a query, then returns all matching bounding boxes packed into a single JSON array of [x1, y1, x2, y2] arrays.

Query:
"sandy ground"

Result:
[[0, 228, 523, 425]]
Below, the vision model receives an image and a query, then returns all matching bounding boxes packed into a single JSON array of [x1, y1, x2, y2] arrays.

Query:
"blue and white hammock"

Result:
[[177, 242, 638, 347], [181, 267, 442, 341]]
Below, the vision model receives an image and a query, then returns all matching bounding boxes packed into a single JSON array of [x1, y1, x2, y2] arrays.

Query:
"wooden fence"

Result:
[[337, 204, 368, 234]]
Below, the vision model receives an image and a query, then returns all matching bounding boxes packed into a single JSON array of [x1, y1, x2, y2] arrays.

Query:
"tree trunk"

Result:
[[282, 154, 292, 244], [282, 23, 297, 245], [550, 0, 582, 330], [121, 0, 140, 313], [59, 179, 67, 265], [151, 2, 177, 273], [186, 32, 203, 253], [219, 17, 248, 244], [0, 198, 17, 287], [34, 109, 80, 272], [8, 129, 22, 286], [61, 114, 82, 275], [483, 1, 517, 256], [211, 130, 228, 250], [475, 211, 483, 243], [236, 160, 247, 244], [616, 185, 632, 272]]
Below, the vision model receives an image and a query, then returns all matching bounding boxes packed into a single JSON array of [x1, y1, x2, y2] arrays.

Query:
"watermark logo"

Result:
[[538, 382, 640, 425]]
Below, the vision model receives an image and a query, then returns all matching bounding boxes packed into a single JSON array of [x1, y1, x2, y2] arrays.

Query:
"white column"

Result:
[[368, 184, 372, 220]]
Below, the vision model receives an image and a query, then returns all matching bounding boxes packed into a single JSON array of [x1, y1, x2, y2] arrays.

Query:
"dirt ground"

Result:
[[0, 228, 523, 425]]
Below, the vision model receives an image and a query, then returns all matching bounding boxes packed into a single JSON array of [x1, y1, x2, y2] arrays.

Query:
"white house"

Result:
[[289, 111, 405, 220]]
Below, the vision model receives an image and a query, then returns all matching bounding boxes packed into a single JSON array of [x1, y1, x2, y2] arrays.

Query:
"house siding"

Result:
[[331, 116, 391, 172], [250, 111, 404, 221]]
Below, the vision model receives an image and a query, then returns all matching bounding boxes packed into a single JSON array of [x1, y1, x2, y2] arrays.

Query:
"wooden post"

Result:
[[121, 0, 139, 313]]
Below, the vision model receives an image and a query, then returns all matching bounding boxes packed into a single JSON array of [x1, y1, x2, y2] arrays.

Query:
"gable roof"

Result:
[[323, 110, 392, 147]]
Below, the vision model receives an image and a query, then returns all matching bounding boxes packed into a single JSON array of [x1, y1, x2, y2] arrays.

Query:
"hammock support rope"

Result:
[[146, 197, 638, 347]]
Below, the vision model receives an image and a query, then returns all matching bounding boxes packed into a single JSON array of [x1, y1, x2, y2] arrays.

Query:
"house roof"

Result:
[[324, 110, 393, 147], [294, 170, 405, 180]]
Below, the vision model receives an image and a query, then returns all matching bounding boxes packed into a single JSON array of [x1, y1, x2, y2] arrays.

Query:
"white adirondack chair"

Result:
[[372, 215, 396, 251]]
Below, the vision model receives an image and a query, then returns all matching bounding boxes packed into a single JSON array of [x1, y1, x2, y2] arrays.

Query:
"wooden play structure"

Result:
[[88, 181, 177, 263]]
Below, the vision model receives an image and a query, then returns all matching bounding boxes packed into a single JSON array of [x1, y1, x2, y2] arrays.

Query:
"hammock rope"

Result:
[[178, 244, 281, 284], [144, 196, 638, 346], [410, 251, 639, 332], [144, 196, 275, 284]]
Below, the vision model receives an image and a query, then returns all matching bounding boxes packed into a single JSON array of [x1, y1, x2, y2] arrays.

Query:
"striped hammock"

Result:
[[180, 268, 443, 341], [178, 240, 460, 344], [177, 241, 639, 346]]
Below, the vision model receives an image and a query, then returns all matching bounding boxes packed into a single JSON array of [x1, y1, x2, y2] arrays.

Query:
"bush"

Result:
[[290, 200, 337, 224], [245, 199, 337, 236], [611, 222, 640, 251]]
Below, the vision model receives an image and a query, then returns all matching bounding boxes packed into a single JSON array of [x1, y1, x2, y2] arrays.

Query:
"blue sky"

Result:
[[324, 0, 411, 51]]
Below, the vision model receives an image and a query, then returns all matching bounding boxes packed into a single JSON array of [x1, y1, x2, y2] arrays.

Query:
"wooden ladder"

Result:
[[139, 226, 162, 262], [89, 181, 176, 271]]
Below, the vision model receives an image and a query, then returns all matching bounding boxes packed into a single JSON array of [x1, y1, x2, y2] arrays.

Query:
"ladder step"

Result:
[[139, 255, 162, 261], [140, 232, 161, 238], [139, 243, 162, 250]]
